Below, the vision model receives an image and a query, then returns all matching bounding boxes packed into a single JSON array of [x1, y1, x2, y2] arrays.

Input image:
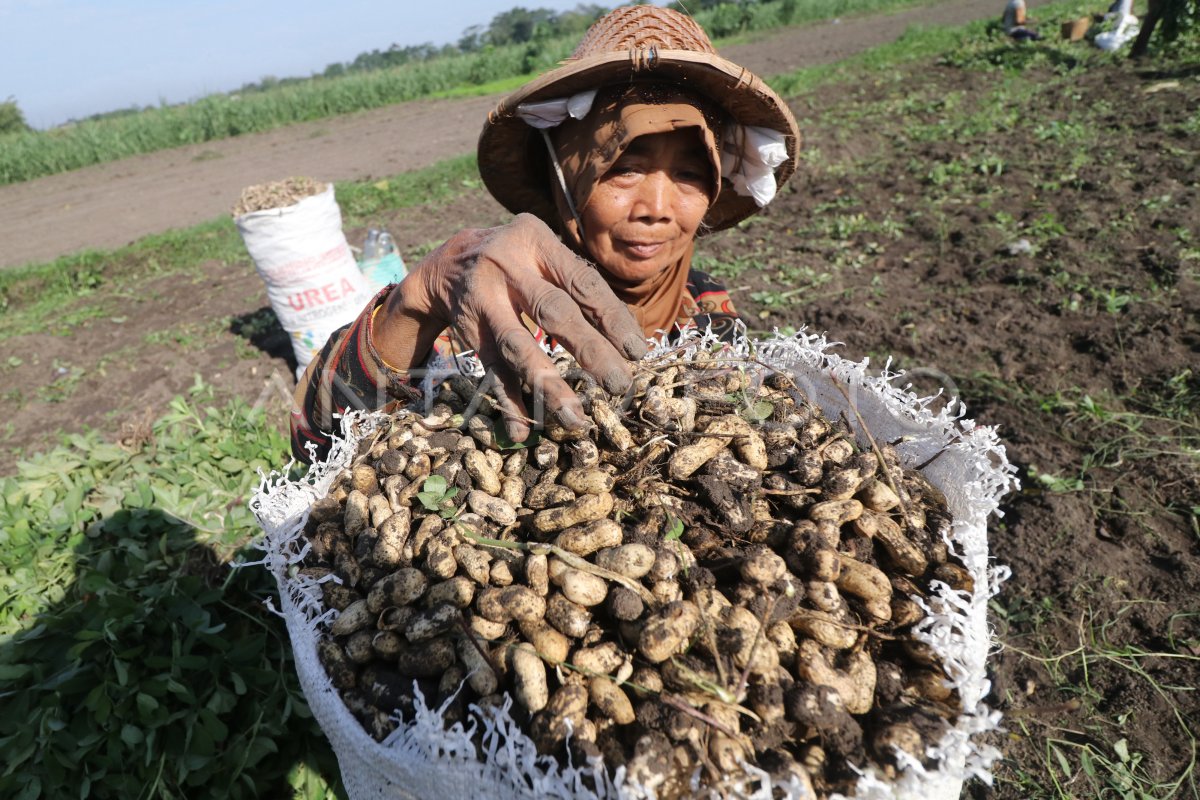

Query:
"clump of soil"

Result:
[[303, 354, 974, 797]]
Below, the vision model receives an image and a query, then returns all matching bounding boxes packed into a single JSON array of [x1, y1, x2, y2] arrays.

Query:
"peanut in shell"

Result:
[[789, 608, 857, 650], [366, 567, 427, 613], [344, 629, 375, 664], [425, 576, 475, 609], [546, 592, 591, 639], [589, 396, 635, 451], [534, 683, 589, 752], [589, 676, 636, 724], [525, 553, 549, 596], [594, 543, 656, 579], [561, 466, 615, 496], [458, 635, 499, 694], [638, 600, 701, 663], [488, 558, 515, 587], [371, 630, 404, 659], [318, 638, 357, 690], [465, 611, 508, 641], [854, 510, 929, 576], [454, 543, 491, 586], [367, 493, 393, 528], [423, 534, 458, 580], [330, 599, 373, 636], [552, 566, 609, 607], [499, 585, 547, 623], [373, 508, 411, 569], [396, 636, 456, 678], [500, 476, 525, 508], [525, 482, 576, 510], [571, 642, 625, 676], [532, 492, 614, 533], [512, 644, 550, 713], [667, 415, 748, 480], [467, 489, 517, 526], [404, 602, 460, 642], [518, 619, 571, 664], [857, 478, 901, 512], [553, 518, 622, 556], [343, 490, 371, 537], [796, 639, 877, 715], [836, 556, 892, 604], [463, 450, 501, 495], [808, 498, 864, 526]]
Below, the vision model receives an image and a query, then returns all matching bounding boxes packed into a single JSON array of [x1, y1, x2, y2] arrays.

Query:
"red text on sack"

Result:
[[286, 278, 360, 311]]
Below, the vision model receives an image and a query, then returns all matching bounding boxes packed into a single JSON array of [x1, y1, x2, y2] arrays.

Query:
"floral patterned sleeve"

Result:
[[290, 286, 426, 464], [681, 267, 741, 342]]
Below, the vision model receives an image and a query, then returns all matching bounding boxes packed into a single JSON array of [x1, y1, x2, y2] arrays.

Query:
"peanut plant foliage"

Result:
[[0, 383, 340, 799]]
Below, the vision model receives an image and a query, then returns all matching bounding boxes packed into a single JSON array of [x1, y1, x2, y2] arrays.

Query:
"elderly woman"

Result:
[[292, 6, 800, 463]]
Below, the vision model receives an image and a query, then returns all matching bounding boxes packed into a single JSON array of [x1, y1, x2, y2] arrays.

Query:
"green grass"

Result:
[[0, 378, 343, 799]]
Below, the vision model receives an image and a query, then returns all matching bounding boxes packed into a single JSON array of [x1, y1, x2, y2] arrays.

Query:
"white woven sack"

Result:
[[250, 329, 1017, 800], [235, 185, 373, 379]]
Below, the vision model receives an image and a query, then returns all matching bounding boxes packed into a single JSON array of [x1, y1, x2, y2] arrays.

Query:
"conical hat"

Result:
[[477, 5, 800, 233]]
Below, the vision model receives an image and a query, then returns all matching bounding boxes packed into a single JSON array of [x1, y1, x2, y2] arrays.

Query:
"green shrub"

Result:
[[0, 98, 31, 136], [0, 384, 341, 799]]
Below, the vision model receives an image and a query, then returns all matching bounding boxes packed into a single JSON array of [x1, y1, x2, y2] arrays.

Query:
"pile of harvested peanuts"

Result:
[[300, 352, 969, 798]]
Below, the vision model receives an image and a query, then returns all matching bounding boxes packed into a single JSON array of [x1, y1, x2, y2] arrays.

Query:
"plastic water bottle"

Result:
[[377, 231, 397, 258], [358, 227, 407, 292], [361, 228, 380, 261]]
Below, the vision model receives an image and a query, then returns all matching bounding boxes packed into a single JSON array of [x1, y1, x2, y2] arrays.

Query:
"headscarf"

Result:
[[548, 84, 724, 338]]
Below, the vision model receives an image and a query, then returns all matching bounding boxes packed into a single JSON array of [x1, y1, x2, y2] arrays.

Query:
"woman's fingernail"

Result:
[[603, 367, 632, 395], [556, 405, 585, 429]]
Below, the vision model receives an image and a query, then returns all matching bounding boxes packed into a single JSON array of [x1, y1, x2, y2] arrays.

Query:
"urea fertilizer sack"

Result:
[[250, 329, 1017, 799], [234, 182, 373, 380]]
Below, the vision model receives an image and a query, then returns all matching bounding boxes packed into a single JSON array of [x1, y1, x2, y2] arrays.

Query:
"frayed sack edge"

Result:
[[249, 328, 1019, 800]]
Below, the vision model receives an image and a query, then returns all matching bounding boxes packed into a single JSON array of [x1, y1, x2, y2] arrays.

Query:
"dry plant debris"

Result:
[[301, 352, 970, 798], [231, 176, 326, 216]]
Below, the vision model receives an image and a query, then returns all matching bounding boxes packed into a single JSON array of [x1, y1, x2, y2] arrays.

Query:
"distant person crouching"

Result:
[[1003, 0, 1043, 40]]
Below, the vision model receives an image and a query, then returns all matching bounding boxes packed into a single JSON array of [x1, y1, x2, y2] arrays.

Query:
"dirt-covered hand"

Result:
[[387, 213, 648, 441]]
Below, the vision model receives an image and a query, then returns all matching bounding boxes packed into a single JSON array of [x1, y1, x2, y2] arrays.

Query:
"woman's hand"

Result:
[[372, 213, 648, 441]]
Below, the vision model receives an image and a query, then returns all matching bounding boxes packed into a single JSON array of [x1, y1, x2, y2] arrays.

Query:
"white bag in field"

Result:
[[235, 185, 374, 379], [250, 329, 1018, 800]]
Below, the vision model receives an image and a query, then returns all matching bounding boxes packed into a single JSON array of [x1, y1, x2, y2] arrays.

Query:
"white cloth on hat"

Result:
[[515, 89, 598, 129], [720, 122, 789, 207]]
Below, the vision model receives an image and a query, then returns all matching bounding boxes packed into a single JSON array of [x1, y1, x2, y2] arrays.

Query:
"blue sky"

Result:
[[1, 0, 622, 129]]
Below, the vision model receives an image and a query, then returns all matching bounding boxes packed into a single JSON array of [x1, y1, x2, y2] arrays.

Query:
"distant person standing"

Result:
[[1003, 0, 1043, 40]]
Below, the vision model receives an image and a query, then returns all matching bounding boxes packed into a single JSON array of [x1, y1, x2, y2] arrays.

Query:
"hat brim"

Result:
[[477, 50, 800, 234]]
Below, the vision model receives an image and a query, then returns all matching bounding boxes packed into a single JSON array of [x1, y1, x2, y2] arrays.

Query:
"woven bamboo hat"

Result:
[[477, 5, 800, 234]]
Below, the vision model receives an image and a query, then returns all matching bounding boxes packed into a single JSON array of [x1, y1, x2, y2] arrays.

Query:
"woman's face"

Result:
[[581, 129, 713, 283]]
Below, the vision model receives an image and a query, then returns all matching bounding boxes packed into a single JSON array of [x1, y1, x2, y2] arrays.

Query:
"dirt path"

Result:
[[0, 0, 1011, 269]]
